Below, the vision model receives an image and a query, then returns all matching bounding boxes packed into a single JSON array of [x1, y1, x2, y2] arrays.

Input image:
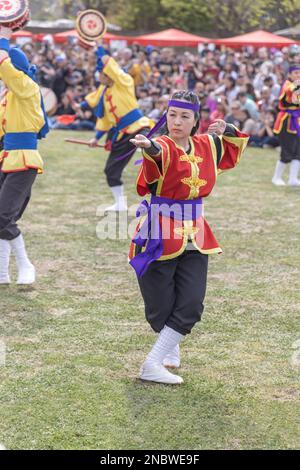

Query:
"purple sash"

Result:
[[129, 195, 203, 278], [286, 109, 300, 137]]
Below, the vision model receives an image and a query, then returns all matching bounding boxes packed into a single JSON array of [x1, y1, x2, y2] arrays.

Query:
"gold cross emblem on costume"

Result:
[[180, 154, 203, 164], [174, 226, 199, 237], [181, 177, 207, 189]]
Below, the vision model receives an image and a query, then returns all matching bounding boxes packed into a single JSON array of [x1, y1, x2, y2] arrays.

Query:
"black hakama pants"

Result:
[[0, 167, 37, 241], [278, 120, 300, 163], [138, 249, 209, 336]]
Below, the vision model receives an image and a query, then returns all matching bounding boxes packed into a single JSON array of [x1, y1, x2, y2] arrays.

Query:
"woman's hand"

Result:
[[207, 119, 227, 135], [292, 81, 300, 104], [293, 79, 300, 88], [73, 102, 81, 111], [130, 134, 151, 148]]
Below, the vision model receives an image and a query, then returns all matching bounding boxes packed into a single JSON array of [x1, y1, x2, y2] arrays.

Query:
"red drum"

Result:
[[76, 9, 107, 42], [0, 0, 30, 31]]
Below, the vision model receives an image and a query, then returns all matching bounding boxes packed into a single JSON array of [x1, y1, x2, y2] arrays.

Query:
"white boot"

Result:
[[163, 344, 180, 368], [288, 160, 300, 186], [272, 161, 286, 186], [9, 234, 36, 285], [0, 239, 11, 284], [139, 326, 184, 385], [105, 185, 128, 212]]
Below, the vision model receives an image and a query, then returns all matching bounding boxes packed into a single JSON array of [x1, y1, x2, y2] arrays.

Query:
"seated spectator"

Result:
[[198, 107, 213, 134], [137, 87, 153, 115], [245, 82, 258, 101], [237, 91, 260, 120], [215, 76, 240, 102], [52, 53, 72, 101], [257, 86, 275, 113], [239, 109, 260, 135], [224, 101, 244, 128], [263, 76, 281, 101], [50, 92, 95, 131], [55, 92, 77, 116], [129, 51, 151, 87], [148, 94, 169, 122], [211, 96, 228, 121], [249, 109, 279, 148]]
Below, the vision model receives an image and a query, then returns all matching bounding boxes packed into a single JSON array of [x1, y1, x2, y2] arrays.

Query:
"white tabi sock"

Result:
[[144, 326, 184, 366], [9, 234, 35, 285], [0, 239, 11, 284], [272, 160, 286, 185], [106, 185, 128, 211], [288, 159, 300, 186], [163, 344, 181, 368]]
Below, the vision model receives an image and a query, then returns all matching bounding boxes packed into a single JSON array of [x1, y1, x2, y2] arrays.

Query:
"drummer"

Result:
[[80, 45, 150, 212], [0, 25, 49, 285]]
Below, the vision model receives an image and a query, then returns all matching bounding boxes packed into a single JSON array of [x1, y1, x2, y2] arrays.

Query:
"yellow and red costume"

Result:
[[83, 56, 150, 145], [81, 53, 150, 192], [0, 40, 48, 243], [129, 129, 249, 264], [0, 56, 45, 173]]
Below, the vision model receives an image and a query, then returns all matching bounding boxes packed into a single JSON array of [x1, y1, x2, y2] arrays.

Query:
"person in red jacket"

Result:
[[129, 90, 249, 385]]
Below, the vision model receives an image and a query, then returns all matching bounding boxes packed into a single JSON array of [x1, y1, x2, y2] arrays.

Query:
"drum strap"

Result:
[[38, 92, 50, 139]]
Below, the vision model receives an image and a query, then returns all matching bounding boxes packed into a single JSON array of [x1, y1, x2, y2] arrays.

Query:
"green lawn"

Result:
[[0, 130, 299, 450]]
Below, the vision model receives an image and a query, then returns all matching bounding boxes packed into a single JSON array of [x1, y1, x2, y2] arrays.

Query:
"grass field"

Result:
[[0, 130, 299, 450]]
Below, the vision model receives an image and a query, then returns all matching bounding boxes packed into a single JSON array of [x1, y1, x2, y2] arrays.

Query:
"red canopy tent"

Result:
[[53, 29, 131, 43], [133, 29, 210, 47], [11, 30, 33, 39], [214, 30, 296, 48]]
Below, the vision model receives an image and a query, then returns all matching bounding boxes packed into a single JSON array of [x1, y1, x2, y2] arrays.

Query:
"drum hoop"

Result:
[[41, 87, 58, 116], [78, 36, 96, 48], [76, 9, 107, 41], [0, 0, 29, 23]]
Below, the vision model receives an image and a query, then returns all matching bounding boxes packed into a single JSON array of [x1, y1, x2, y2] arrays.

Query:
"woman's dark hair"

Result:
[[226, 76, 236, 88], [266, 109, 276, 120], [245, 83, 256, 101], [169, 90, 200, 135], [240, 109, 251, 121]]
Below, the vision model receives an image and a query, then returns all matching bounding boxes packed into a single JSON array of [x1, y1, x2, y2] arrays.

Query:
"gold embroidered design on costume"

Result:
[[179, 154, 203, 164], [181, 176, 207, 189], [174, 226, 199, 237]]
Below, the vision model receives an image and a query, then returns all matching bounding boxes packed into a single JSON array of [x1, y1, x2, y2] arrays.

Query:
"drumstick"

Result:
[[64, 138, 105, 148]]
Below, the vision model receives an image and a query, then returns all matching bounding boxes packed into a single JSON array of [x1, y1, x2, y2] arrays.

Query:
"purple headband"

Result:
[[289, 66, 300, 73], [168, 99, 200, 113], [116, 99, 200, 163]]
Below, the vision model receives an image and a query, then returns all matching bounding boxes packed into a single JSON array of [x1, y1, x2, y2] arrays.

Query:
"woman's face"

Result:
[[289, 69, 300, 82], [167, 101, 197, 140]]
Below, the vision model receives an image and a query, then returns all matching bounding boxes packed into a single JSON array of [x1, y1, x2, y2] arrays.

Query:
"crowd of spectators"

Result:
[[9, 37, 300, 148]]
